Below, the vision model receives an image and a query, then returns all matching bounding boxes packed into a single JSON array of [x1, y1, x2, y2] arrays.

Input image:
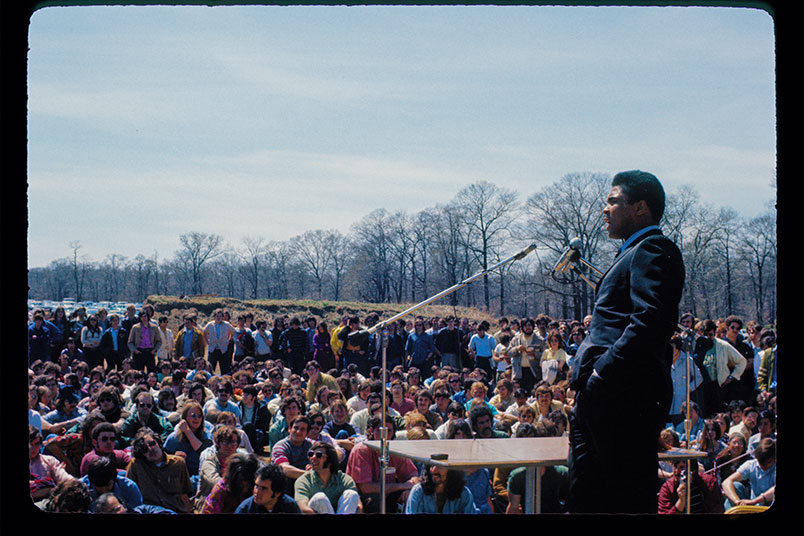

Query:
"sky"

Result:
[[26, 3, 777, 269]]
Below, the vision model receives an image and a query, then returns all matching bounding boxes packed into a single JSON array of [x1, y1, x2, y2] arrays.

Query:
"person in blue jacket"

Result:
[[405, 464, 477, 514]]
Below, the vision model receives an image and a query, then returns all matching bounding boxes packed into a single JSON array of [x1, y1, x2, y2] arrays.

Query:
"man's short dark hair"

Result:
[[255, 461, 287, 495], [611, 170, 666, 222], [87, 456, 118, 488], [91, 421, 117, 441]]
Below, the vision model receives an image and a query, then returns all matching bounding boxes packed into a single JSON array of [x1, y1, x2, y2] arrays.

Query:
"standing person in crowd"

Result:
[[28, 314, 52, 365], [695, 319, 747, 418], [468, 321, 496, 383], [127, 310, 161, 375], [339, 316, 369, 376], [435, 316, 463, 371], [156, 316, 174, 362], [278, 317, 311, 376], [568, 170, 685, 514], [174, 315, 206, 367], [721, 315, 755, 405], [668, 335, 703, 426], [232, 314, 255, 365], [50, 306, 71, 362], [405, 317, 436, 379], [252, 319, 274, 362], [125, 427, 194, 513], [311, 321, 336, 372], [204, 309, 236, 376], [508, 317, 545, 394], [100, 314, 129, 372], [540, 329, 568, 385], [81, 315, 104, 370]]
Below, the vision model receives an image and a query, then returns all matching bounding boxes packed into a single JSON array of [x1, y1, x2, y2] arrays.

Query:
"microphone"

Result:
[[552, 237, 583, 275]]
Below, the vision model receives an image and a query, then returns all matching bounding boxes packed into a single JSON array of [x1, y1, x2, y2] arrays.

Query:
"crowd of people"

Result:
[[27, 304, 777, 514]]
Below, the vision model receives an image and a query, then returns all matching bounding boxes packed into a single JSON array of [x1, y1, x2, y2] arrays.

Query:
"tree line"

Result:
[[27, 172, 777, 324]]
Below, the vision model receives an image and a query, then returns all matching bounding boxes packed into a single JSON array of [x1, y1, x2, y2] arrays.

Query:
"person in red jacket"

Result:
[[658, 459, 724, 514]]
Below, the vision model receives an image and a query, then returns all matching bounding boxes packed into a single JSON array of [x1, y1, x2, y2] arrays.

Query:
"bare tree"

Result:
[[520, 172, 611, 319], [454, 181, 520, 310], [327, 230, 351, 302], [739, 210, 777, 323], [177, 232, 225, 295], [241, 236, 268, 299], [69, 240, 89, 301], [295, 229, 333, 300]]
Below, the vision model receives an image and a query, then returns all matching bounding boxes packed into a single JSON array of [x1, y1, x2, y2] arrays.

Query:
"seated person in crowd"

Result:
[[79, 422, 131, 476], [657, 459, 724, 514], [204, 380, 241, 424], [30, 426, 75, 502], [238, 384, 272, 455], [233, 462, 301, 514], [201, 451, 261, 514], [120, 391, 174, 447], [505, 422, 569, 514], [198, 425, 247, 500], [268, 395, 304, 451], [270, 415, 314, 495], [125, 427, 194, 513], [163, 401, 214, 488], [722, 438, 776, 510], [294, 441, 362, 514], [345, 415, 420, 513], [80, 456, 144, 512], [405, 464, 477, 514]]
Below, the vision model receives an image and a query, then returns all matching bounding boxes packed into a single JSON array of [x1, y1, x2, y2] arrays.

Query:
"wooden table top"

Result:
[[363, 437, 706, 469]]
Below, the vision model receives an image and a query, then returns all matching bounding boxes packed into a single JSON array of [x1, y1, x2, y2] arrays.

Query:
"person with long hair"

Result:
[[405, 464, 477, 514], [81, 315, 104, 370], [163, 401, 214, 483], [294, 441, 362, 514], [697, 418, 726, 472], [714, 432, 749, 484], [95, 385, 130, 434], [312, 322, 336, 372], [202, 452, 261, 514]]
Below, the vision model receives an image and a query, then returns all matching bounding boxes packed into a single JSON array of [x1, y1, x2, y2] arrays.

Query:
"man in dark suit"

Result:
[[568, 170, 685, 514]]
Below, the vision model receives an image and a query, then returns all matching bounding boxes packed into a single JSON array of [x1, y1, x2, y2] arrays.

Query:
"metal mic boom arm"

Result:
[[366, 243, 537, 334]]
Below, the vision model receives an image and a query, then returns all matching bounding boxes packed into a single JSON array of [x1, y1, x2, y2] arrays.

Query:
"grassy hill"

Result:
[[146, 295, 498, 333]]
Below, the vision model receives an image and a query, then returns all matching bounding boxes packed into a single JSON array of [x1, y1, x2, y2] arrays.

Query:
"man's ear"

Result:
[[634, 199, 652, 221]]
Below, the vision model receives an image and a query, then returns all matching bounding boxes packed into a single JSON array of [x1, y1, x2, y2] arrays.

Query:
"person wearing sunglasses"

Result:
[[126, 427, 193, 513], [203, 380, 241, 424], [79, 422, 130, 477], [120, 391, 174, 447], [294, 441, 362, 514]]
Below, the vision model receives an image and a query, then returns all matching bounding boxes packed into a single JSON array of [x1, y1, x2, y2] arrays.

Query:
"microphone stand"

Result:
[[366, 243, 538, 513]]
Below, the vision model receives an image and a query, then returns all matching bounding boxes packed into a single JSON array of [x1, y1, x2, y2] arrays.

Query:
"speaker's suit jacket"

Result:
[[570, 228, 685, 398]]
